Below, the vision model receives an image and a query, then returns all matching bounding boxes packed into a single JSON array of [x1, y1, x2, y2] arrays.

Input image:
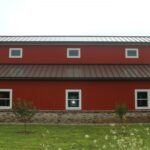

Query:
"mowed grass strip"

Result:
[[0, 124, 150, 150]]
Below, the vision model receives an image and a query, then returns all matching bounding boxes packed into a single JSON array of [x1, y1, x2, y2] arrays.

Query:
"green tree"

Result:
[[13, 98, 37, 134]]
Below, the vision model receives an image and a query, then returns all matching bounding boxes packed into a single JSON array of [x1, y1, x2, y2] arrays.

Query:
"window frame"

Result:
[[125, 48, 139, 58], [9, 48, 23, 58], [135, 89, 150, 109], [65, 89, 82, 110], [67, 48, 81, 58], [0, 89, 12, 109]]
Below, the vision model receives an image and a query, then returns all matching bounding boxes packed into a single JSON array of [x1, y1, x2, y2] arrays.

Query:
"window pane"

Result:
[[68, 100, 79, 107], [0, 92, 10, 98], [11, 50, 21, 56], [68, 92, 79, 99], [137, 100, 148, 107], [137, 92, 148, 99], [0, 99, 10, 106], [69, 50, 79, 56], [127, 50, 137, 56]]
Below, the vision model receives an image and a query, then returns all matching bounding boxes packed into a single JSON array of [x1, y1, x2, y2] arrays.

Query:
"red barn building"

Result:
[[0, 36, 150, 111]]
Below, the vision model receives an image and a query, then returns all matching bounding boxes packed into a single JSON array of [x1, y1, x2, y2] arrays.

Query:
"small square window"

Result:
[[66, 89, 81, 110], [0, 89, 12, 109], [9, 48, 23, 58], [135, 90, 150, 109], [67, 48, 80, 58], [125, 48, 139, 58]]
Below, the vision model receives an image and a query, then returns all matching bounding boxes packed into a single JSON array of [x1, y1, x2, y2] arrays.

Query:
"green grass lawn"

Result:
[[0, 124, 150, 150]]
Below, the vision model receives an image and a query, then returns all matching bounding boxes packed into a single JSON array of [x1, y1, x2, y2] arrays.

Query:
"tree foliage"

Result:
[[13, 98, 37, 133]]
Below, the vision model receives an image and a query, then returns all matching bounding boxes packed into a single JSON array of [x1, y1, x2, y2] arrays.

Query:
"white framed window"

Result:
[[67, 48, 81, 58], [0, 89, 12, 109], [9, 48, 23, 58], [125, 48, 139, 58], [135, 89, 150, 109], [66, 89, 81, 110]]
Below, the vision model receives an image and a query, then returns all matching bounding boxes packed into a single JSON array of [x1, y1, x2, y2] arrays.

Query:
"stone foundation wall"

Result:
[[0, 111, 150, 124]]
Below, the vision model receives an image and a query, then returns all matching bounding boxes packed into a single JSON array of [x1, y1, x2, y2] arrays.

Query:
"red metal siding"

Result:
[[0, 45, 150, 64], [1, 80, 150, 110]]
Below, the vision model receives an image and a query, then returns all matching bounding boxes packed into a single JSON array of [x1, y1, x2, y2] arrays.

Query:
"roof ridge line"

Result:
[[0, 35, 150, 37]]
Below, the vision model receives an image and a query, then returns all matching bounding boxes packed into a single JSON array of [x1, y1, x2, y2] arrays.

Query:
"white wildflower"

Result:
[[110, 144, 115, 148], [105, 135, 108, 140], [110, 123, 116, 127], [147, 132, 150, 135], [113, 135, 117, 140], [111, 131, 116, 135], [145, 127, 149, 131], [139, 139, 143, 145], [85, 134, 90, 138], [46, 130, 49, 134], [93, 139, 97, 143], [130, 132, 134, 136], [102, 145, 106, 149], [134, 128, 138, 132]]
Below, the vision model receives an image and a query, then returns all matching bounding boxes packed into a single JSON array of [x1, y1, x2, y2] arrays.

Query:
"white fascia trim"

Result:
[[9, 48, 23, 58], [65, 89, 82, 110], [0, 89, 12, 109], [67, 48, 81, 58], [135, 89, 150, 110], [125, 48, 139, 58]]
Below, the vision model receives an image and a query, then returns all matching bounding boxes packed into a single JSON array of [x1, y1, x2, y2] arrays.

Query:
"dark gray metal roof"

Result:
[[0, 64, 150, 80], [0, 36, 150, 44]]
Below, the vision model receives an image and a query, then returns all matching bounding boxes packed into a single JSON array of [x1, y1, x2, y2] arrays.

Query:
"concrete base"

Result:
[[0, 111, 150, 124]]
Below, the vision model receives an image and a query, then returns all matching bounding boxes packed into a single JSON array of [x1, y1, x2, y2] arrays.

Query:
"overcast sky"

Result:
[[0, 0, 150, 36]]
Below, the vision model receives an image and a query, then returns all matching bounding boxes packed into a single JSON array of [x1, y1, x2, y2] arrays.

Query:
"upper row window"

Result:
[[125, 48, 139, 58], [67, 48, 138, 59], [9, 48, 23, 58], [67, 48, 80, 58], [8, 47, 139, 59]]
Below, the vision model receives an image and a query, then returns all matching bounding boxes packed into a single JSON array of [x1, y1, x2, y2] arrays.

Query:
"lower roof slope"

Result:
[[0, 64, 150, 80]]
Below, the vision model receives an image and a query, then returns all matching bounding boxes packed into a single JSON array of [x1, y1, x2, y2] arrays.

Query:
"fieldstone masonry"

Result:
[[0, 111, 150, 124]]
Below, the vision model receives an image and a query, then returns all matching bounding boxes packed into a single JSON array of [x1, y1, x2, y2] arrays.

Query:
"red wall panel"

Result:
[[0, 45, 150, 64], [1, 80, 150, 110]]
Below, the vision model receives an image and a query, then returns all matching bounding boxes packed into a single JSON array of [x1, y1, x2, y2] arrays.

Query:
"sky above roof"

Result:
[[0, 0, 150, 36]]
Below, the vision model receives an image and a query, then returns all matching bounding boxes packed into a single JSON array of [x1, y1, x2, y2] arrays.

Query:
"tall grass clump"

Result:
[[115, 104, 127, 123]]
